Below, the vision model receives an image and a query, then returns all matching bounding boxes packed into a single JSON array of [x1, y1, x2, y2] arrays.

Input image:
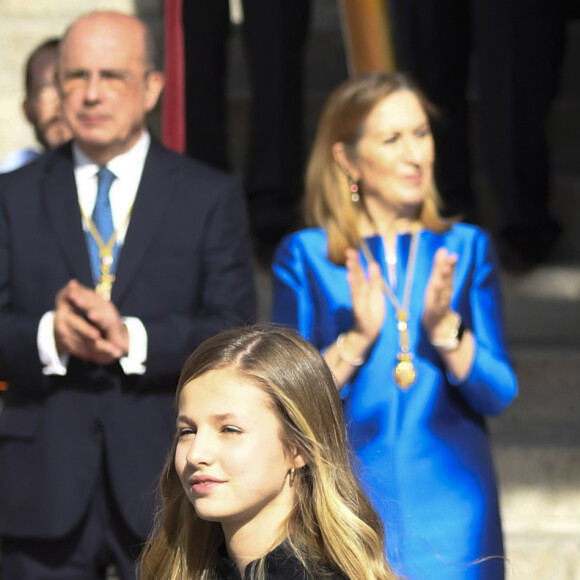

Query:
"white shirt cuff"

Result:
[[38, 311, 69, 375], [38, 313, 147, 376], [119, 316, 147, 375]]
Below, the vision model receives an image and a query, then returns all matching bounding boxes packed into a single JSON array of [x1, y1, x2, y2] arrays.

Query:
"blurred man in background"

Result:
[[0, 38, 72, 172]]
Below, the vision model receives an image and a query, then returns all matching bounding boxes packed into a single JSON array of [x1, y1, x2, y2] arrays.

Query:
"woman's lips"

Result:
[[401, 173, 422, 185]]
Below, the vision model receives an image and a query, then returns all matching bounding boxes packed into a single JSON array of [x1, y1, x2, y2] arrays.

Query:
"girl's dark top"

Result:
[[215, 543, 347, 580]]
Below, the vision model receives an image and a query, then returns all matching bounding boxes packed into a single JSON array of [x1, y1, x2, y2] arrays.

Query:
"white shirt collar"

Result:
[[72, 131, 151, 178], [72, 131, 151, 242]]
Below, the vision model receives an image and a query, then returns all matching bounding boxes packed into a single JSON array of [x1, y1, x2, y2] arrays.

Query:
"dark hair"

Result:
[[24, 38, 60, 96]]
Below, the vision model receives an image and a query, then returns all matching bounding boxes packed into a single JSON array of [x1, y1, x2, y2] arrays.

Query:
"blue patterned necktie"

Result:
[[87, 166, 117, 286]]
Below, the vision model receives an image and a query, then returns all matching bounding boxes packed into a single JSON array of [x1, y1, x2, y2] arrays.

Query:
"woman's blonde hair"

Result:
[[306, 71, 454, 265], [139, 325, 397, 580]]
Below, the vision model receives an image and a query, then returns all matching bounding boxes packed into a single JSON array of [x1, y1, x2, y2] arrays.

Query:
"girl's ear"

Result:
[[290, 446, 307, 469]]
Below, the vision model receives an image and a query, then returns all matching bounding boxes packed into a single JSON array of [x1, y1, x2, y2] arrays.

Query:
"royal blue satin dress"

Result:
[[272, 224, 517, 580]]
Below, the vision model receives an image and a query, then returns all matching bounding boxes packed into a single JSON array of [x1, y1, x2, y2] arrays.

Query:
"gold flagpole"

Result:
[[339, 0, 396, 75]]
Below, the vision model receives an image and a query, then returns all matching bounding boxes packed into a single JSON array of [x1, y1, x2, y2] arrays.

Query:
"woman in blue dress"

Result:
[[272, 72, 517, 579]]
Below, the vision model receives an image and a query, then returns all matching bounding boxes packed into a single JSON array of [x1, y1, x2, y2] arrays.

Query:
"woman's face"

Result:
[[348, 90, 434, 217], [175, 368, 297, 537]]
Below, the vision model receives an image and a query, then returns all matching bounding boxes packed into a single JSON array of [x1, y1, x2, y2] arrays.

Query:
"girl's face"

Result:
[[347, 90, 434, 218], [175, 368, 298, 538]]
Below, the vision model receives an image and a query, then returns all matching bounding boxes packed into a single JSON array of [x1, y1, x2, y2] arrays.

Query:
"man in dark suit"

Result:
[[0, 11, 255, 579]]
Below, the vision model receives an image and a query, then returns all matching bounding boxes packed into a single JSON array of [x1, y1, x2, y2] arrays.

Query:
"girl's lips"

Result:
[[192, 480, 222, 494], [190, 475, 225, 494]]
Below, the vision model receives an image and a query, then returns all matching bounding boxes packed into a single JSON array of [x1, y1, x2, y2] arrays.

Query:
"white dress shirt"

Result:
[[38, 132, 151, 376]]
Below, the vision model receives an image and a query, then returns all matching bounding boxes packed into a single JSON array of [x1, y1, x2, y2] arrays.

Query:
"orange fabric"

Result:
[[340, 0, 396, 74], [162, 0, 186, 153], [0, 381, 7, 392]]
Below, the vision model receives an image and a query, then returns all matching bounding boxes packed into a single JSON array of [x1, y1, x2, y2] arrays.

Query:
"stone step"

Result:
[[502, 268, 580, 347], [495, 444, 580, 580], [503, 534, 580, 580], [490, 346, 579, 463], [493, 343, 579, 431], [489, 348, 580, 578]]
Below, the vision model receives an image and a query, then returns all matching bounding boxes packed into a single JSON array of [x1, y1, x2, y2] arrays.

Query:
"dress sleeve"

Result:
[[451, 231, 518, 415], [271, 235, 315, 342]]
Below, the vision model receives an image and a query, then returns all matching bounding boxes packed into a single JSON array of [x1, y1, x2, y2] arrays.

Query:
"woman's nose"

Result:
[[402, 136, 423, 164]]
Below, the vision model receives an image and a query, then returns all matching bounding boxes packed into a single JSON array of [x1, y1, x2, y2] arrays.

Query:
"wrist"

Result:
[[335, 330, 373, 367], [119, 323, 130, 358], [428, 311, 465, 351], [53, 325, 68, 356], [351, 322, 381, 346]]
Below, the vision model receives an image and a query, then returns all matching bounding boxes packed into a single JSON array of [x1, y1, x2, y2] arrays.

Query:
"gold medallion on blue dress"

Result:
[[360, 229, 420, 390], [394, 353, 416, 389], [393, 310, 416, 388]]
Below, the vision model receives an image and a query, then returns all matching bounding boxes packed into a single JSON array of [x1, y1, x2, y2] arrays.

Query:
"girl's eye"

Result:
[[222, 426, 242, 435], [415, 126, 431, 138], [383, 135, 398, 144], [177, 428, 195, 438]]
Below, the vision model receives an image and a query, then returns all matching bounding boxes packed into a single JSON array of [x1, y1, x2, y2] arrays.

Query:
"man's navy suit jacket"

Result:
[[0, 139, 256, 540]]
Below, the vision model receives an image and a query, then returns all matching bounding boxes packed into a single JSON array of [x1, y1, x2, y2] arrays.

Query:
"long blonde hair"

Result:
[[306, 71, 454, 265], [139, 326, 397, 580]]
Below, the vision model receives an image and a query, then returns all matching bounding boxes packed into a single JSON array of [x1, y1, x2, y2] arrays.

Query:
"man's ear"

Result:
[[332, 141, 358, 181], [144, 70, 165, 113]]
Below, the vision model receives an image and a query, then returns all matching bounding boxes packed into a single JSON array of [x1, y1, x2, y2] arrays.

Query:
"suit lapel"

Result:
[[111, 140, 176, 305], [42, 145, 94, 288]]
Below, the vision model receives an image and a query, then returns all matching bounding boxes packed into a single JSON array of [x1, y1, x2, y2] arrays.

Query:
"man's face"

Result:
[[23, 48, 72, 150], [57, 13, 164, 164]]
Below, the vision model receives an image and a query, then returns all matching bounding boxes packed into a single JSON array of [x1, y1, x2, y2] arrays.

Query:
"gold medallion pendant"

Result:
[[95, 272, 115, 301], [81, 184, 135, 302], [359, 229, 421, 391], [394, 353, 416, 389], [95, 253, 115, 301]]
